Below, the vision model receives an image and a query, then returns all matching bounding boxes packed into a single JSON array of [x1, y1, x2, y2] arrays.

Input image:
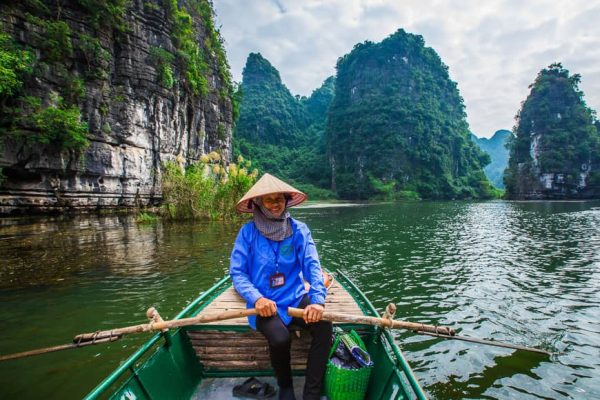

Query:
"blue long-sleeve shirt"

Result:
[[229, 218, 327, 329]]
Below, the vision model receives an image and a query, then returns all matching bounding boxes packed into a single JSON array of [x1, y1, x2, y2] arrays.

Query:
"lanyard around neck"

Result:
[[269, 241, 280, 272]]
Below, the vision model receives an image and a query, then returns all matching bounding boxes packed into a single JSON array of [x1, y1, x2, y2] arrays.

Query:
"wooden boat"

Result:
[[84, 271, 427, 400]]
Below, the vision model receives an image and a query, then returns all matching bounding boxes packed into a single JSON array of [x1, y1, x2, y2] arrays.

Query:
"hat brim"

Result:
[[236, 173, 307, 213]]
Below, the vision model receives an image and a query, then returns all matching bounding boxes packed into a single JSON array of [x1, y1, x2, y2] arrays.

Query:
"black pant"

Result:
[[256, 295, 333, 400]]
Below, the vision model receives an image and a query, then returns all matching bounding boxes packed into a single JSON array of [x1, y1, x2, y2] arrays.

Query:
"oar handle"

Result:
[[287, 307, 455, 336]]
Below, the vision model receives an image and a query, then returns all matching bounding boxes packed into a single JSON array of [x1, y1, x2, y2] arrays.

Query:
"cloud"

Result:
[[214, 0, 600, 137], [271, 0, 287, 14]]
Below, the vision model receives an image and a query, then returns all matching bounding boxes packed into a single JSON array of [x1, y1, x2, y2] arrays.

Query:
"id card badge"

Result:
[[270, 272, 285, 288]]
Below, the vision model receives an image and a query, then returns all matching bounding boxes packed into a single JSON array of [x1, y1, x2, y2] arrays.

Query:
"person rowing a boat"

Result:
[[230, 173, 332, 400]]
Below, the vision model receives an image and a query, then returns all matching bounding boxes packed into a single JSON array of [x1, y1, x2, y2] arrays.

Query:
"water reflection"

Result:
[[0, 216, 243, 289], [0, 215, 242, 399]]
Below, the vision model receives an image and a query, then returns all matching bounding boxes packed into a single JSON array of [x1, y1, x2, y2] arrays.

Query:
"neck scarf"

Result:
[[252, 198, 292, 242]]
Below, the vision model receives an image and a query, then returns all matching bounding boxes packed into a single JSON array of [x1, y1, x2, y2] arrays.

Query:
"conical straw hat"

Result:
[[236, 173, 307, 213]]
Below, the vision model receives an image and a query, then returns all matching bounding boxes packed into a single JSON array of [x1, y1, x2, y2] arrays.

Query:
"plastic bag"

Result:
[[329, 331, 373, 369]]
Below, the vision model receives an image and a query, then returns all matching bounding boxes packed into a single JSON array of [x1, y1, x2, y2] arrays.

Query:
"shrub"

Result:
[[136, 212, 158, 223], [490, 187, 505, 199], [368, 174, 396, 201], [213, 162, 258, 220], [24, 15, 74, 63], [161, 155, 257, 220], [150, 46, 175, 88], [64, 77, 86, 105], [0, 33, 34, 96], [44, 20, 73, 62], [167, 2, 209, 96], [588, 171, 600, 187], [217, 123, 226, 140], [6, 96, 90, 151], [143, 1, 161, 11], [395, 190, 421, 200], [76, 0, 130, 32], [164, 0, 235, 103], [193, 0, 234, 99], [31, 103, 89, 150], [77, 33, 111, 79]]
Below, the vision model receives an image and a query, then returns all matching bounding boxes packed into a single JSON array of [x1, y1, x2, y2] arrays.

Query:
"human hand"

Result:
[[255, 297, 277, 317], [303, 304, 324, 323]]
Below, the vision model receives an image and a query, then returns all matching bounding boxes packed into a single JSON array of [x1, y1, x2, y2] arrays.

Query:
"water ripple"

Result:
[[1, 202, 599, 399], [300, 201, 600, 399]]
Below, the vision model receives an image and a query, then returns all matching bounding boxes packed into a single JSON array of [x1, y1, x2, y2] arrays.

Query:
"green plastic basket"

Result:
[[324, 330, 373, 400]]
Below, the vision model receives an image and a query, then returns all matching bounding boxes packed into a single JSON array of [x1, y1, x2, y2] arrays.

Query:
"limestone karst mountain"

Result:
[[326, 29, 492, 199], [504, 63, 600, 199]]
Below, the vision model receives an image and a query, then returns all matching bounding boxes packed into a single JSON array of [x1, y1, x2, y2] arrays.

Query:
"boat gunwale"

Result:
[[83, 275, 232, 400], [335, 270, 427, 400]]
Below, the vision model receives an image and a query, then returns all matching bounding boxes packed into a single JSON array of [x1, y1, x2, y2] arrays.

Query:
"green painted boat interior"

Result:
[[85, 272, 427, 400]]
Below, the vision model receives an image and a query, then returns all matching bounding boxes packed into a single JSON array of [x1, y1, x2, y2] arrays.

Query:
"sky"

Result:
[[213, 0, 600, 138]]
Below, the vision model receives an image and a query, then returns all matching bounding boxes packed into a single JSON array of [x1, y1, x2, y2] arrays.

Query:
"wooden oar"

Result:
[[288, 307, 551, 356], [288, 307, 455, 335], [74, 307, 257, 341], [417, 331, 551, 355], [0, 336, 121, 362], [0, 307, 257, 362]]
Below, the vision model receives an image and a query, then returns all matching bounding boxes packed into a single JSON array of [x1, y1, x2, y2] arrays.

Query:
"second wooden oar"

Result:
[[0, 307, 257, 362], [74, 307, 257, 341], [288, 307, 551, 355], [0, 336, 121, 362]]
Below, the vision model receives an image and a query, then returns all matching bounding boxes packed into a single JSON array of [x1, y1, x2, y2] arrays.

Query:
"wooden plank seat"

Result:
[[188, 329, 312, 371], [186, 278, 364, 371]]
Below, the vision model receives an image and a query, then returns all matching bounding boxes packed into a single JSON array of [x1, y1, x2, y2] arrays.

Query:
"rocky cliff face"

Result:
[[0, 0, 233, 214]]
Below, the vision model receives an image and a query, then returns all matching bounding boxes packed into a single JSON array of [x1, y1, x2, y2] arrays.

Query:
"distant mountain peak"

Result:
[[471, 131, 511, 189], [242, 52, 283, 86], [234, 54, 333, 194], [491, 129, 512, 140]]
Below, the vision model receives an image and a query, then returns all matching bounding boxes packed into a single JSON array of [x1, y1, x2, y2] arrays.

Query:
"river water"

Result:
[[0, 201, 599, 399]]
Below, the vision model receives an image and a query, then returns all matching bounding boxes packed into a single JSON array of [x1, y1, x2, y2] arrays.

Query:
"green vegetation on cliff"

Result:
[[152, 0, 235, 100], [234, 53, 335, 198], [0, 32, 33, 96], [327, 29, 492, 199], [0, 0, 235, 152], [0, 28, 89, 151], [504, 63, 600, 198]]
